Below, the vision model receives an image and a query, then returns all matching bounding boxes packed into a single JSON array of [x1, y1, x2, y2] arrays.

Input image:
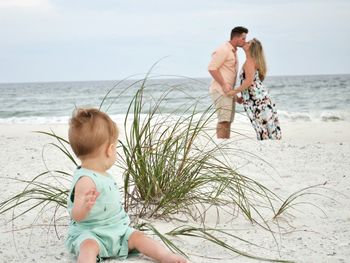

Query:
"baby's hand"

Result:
[[83, 188, 100, 210]]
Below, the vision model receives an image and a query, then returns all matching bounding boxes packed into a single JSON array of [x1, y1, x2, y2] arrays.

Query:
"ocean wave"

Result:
[[0, 114, 142, 124], [320, 111, 346, 122], [278, 110, 348, 122], [278, 111, 312, 121], [0, 116, 70, 124]]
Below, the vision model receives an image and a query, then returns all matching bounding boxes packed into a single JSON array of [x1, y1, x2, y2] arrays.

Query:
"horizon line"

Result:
[[1, 72, 350, 85]]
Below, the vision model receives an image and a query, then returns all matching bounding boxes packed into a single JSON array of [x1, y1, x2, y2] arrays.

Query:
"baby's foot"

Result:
[[160, 252, 187, 263]]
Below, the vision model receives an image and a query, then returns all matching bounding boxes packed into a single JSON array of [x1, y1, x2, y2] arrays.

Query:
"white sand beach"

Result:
[[1, 121, 350, 263]]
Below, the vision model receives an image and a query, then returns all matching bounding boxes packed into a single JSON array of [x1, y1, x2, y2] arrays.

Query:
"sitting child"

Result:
[[65, 108, 187, 263]]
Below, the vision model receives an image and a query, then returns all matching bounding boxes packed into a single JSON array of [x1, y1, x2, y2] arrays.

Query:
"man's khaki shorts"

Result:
[[211, 91, 236, 123]]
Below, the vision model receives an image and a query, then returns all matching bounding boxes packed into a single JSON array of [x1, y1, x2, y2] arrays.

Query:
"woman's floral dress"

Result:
[[240, 70, 282, 140]]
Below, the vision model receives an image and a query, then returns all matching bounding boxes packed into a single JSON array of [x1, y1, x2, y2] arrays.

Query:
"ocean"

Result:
[[0, 74, 349, 124]]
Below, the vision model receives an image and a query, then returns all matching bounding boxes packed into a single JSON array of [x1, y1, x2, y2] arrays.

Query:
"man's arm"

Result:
[[208, 69, 232, 94], [208, 47, 232, 94]]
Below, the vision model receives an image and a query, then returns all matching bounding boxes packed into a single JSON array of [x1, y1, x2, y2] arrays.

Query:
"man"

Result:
[[208, 26, 248, 139]]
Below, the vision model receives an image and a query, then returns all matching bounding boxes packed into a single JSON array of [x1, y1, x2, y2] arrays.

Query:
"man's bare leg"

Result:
[[217, 121, 231, 139]]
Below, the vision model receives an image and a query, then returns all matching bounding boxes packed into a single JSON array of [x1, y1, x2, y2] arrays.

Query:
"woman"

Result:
[[228, 38, 282, 140]]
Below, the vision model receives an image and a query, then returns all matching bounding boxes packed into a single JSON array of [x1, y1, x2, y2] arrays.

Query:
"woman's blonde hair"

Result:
[[249, 38, 267, 81], [68, 108, 118, 158]]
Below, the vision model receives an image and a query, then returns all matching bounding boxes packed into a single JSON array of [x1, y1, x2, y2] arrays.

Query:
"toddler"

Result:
[[65, 108, 187, 263]]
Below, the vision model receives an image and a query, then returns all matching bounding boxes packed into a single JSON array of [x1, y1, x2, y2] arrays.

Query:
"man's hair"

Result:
[[230, 26, 248, 39], [68, 108, 118, 158]]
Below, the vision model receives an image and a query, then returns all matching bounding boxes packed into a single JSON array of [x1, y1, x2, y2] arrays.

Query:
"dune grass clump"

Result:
[[115, 82, 280, 225]]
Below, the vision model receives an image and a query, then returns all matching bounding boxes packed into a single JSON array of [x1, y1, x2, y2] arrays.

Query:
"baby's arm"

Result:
[[71, 176, 99, 222]]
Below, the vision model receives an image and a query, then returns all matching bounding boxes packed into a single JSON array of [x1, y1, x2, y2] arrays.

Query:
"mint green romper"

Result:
[[65, 167, 135, 260]]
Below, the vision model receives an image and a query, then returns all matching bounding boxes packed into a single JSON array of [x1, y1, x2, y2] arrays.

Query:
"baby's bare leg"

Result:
[[128, 231, 187, 263], [78, 239, 100, 263]]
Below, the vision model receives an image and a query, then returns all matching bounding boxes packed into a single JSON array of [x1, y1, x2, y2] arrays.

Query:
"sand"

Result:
[[0, 121, 349, 263]]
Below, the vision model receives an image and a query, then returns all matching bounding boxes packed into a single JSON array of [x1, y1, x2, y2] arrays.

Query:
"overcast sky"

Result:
[[1, 0, 349, 83]]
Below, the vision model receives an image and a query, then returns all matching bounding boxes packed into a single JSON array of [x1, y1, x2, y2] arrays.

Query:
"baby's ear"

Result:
[[106, 143, 115, 157]]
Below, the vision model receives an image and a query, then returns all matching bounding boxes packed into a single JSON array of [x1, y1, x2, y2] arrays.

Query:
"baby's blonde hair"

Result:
[[68, 108, 118, 158], [249, 38, 267, 81]]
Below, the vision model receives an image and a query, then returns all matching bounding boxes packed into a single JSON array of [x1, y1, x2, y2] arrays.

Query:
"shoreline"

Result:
[[1, 120, 350, 142]]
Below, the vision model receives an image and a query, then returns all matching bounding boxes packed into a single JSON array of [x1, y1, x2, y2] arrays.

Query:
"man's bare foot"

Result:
[[160, 252, 187, 263]]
